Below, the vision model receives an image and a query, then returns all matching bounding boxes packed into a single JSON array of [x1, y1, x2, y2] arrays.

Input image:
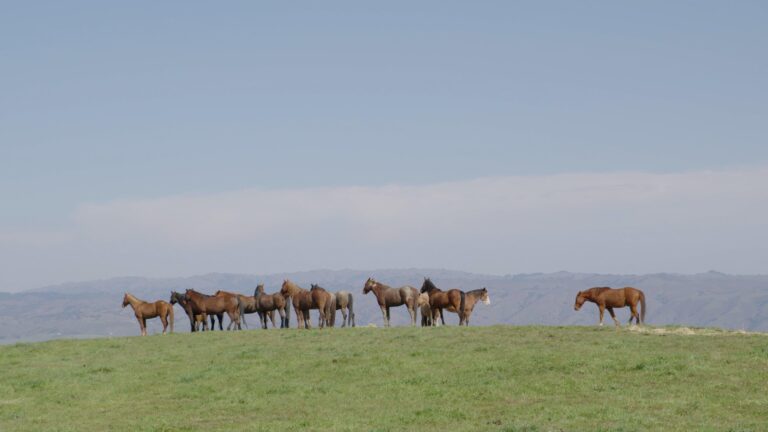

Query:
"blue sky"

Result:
[[1, 2, 767, 290]]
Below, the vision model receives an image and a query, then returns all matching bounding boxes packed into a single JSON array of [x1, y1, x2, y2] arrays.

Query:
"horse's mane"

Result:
[[466, 288, 486, 296], [422, 278, 439, 291]]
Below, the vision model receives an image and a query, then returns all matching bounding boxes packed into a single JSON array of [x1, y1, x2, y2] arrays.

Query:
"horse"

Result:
[[574, 287, 646, 327], [418, 292, 433, 327], [213, 290, 254, 329], [310, 284, 336, 328], [330, 290, 355, 328], [280, 279, 332, 329], [169, 291, 209, 331], [420, 278, 466, 326], [441, 287, 490, 326], [362, 278, 419, 327], [122, 293, 174, 336], [254, 284, 290, 329], [184, 289, 243, 330]]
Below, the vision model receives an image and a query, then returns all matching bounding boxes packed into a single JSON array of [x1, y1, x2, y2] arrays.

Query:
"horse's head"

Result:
[[480, 287, 490, 305], [121, 293, 129, 308], [420, 278, 435, 293], [574, 291, 588, 311], [254, 284, 264, 296], [363, 277, 376, 294], [169, 292, 178, 305], [184, 289, 195, 302], [280, 280, 292, 297]]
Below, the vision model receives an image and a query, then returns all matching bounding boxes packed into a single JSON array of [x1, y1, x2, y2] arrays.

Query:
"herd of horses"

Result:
[[121, 277, 646, 336]]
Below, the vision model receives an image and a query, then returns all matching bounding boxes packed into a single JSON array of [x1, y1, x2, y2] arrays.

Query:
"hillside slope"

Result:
[[1, 326, 766, 431]]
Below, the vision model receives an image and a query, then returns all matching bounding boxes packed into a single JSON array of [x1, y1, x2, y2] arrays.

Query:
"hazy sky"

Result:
[[2, 2, 767, 291]]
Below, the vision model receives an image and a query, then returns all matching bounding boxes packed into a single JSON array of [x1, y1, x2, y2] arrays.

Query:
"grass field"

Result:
[[1, 325, 767, 431]]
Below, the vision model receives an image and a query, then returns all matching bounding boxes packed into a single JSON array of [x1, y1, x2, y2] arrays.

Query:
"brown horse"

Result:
[[574, 287, 646, 326], [169, 291, 209, 331], [280, 280, 332, 329], [442, 287, 490, 326], [420, 278, 466, 326], [363, 278, 419, 327], [310, 284, 336, 328], [254, 284, 290, 329], [122, 293, 174, 336], [184, 289, 243, 330], [214, 290, 254, 329]]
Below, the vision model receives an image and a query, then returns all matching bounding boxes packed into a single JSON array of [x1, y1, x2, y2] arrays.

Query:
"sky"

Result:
[[1, 1, 767, 291]]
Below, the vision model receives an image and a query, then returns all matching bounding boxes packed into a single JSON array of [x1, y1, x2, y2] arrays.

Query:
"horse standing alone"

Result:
[[363, 278, 419, 327], [122, 293, 174, 336], [574, 287, 646, 326]]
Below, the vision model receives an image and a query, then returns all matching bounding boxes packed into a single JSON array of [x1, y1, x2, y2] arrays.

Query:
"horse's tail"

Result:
[[169, 304, 174, 333], [238, 297, 247, 329], [640, 291, 646, 324], [459, 291, 466, 325], [348, 293, 355, 327]]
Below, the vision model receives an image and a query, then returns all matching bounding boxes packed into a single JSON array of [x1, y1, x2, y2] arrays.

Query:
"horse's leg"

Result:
[[440, 308, 446, 326], [160, 314, 168, 335], [380, 305, 388, 327], [598, 304, 605, 326], [218, 313, 224, 330], [141, 317, 148, 336], [607, 307, 620, 327], [269, 310, 276, 328], [304, 310, 311, 329], [409, 305, 416, 327], [279, 307, 286, 329], [341, 308, 347, 328], [629, 303, 639, 325]]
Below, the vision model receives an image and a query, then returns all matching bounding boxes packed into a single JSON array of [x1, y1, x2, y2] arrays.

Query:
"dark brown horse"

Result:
[[122, 293, 174, 336], [169, 291, 209, 331], [420, 278, 466, 326], [254, 284, 290, 329], [363, 278, 419, 327], [280, 280, 332, 329], [574, 287, 646, 326], [184, 289, 243, 330]]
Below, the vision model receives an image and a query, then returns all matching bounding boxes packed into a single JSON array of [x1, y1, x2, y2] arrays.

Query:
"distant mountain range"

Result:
[[2, 269, 767, 344]]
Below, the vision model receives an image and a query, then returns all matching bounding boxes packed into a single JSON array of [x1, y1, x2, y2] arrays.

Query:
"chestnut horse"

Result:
[[254, 284, 290, 329], [362, 278, 419, 327], [310, 284, 336, 328], [441, 287, 490, 326], [169, 291, 209, 331], [184, 289, 243, 330], [280, 280, 332, 329], [574, 287, 646, 326], [420, 278, 466, 326], [214, 290, 254, 329], [122, 293, 174, 336]]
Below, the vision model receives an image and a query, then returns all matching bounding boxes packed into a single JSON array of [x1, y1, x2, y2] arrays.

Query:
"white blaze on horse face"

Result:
[[483, 295, 491, 305]]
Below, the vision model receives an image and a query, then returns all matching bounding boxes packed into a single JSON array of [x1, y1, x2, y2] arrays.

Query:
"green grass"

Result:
[[1, 326, 767, 431]]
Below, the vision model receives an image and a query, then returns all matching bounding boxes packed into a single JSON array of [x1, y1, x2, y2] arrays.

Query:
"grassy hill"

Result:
[[1, 326, 767, 431]]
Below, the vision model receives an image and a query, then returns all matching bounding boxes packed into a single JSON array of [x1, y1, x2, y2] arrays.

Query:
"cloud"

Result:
[[2, 167, 768, 291]]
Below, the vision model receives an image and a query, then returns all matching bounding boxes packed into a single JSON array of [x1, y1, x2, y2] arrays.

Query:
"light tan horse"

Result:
[[420, 278, 466, 326], [254, 284, 290, 329], [362, 278, 419, 327], [280, 280, 332, 329], [330, 290, 355, 328], [418, 292, 433, 327], [574, 287, 646, 326], [122, 293, 174, 336]]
